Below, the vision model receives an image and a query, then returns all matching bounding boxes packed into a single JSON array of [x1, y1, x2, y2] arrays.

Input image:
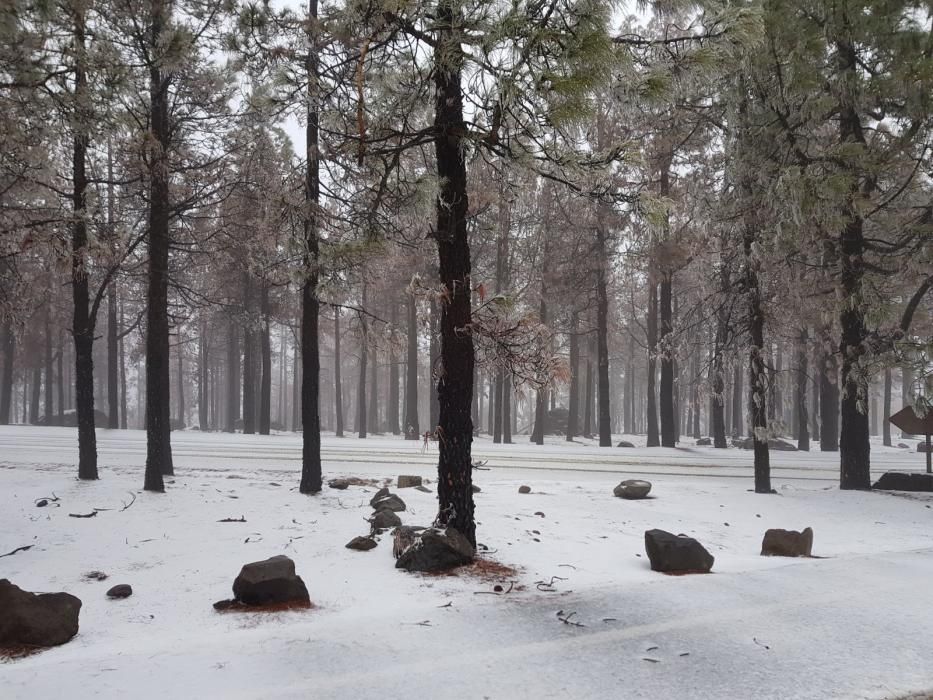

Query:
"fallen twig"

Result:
[[35, 493, 60, 508], [556, 610, 585, 627], [120, 493, 137, 512], [0, 545, 34, 558], [218, 516, 246, 523], [69, 511, 98, 518], [535, 575, 567, 592]]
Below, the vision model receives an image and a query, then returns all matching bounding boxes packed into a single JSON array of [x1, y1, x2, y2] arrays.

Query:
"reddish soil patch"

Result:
[[213, 599, 315, 613]]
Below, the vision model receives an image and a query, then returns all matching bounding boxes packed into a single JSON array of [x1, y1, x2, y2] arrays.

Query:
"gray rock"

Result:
[[761, 527, 813, 557], [369, 487, 390, 506], [471, 484, 481, 493], [371, 493, 406, 512], [617, 440, 636, 448], [395, 527, 475, 572], [397, 475, 422, 488], [231, 555, 310, 606], [370, 508, 402, 530], [346, 536, 377, 551], [0, 579, 81, 647], [518, 485, 531, 494], [644, 529, 714, 574], [328, 478, 350, 490], [696, 437, 712, 446], [918, 442, 931, 453], [872, 472, 933, 492], [613, 479, 652, 499], [897, 443, 910, 449], [106, 584, 133, 599]]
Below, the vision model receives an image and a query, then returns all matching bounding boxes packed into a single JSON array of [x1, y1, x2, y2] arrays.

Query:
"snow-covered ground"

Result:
[[2, 426, 932, 699]]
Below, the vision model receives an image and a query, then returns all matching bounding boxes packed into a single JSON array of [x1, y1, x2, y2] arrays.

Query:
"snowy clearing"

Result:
[[2, 426, 933, 699]]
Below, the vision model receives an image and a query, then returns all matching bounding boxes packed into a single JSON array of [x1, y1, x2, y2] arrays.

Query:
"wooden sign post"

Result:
[[889, 406, 933, 474]]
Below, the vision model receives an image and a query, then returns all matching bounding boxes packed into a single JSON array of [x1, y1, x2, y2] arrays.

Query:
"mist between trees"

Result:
[[1, 0, 931, 542]]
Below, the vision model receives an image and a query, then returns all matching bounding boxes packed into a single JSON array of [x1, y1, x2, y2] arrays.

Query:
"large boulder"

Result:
[[395, 527, 475, 572], [644, 530, 714, 574], [230, 555, 310, 606], [0, 579, 81, 647], [613, 479, 652, 499], [872, 472, 933, 492], [761, 527, 813, 557], [397, 475, 422, 489]]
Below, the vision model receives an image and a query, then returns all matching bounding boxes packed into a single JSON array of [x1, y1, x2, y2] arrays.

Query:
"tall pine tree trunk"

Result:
[[882, 368, 891, 447], [334, 309, 344, 436], [143, 0, 174, 490], [432, 1, 476, 546], [404, 292, 419, 439], [72, 5, 97, 479], [645, 274, 659, 446], [659, 271, 675, 447], [819, 348, 839, 451], [259, 284, 271, 435], [795, 327, 810, 451], [566, 311, 579, 441], [298, 0, 322, 493], [199, 317, 208, 431], [225, 320, 239, 433], [44, 302, 54, 422], [357, 282, 368, 439], [388, 301, 399, 434], [0, 317, 14, 425]]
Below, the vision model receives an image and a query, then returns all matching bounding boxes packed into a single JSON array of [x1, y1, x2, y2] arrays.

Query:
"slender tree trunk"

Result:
[[1, 318, 14, 424], [176, 344, 184, 428], [29, 363, 40, 424], [429, 300, 439, 430], [819, 348, 840, 451], [357, 282, 368, 439], [259, 285, 271, 435], [595, 208, 612, 447], [432, 2, 476, 546], [242, 273, 256, 435], [731, 358, 744, 438], [795, 327, 810, 451], [882, 368, 892, 447], [744, 215, 771, 492], [57, 331, 64, 425], [44, 303, 54, 422], [566, 311, 580, 441], [72, 5, 97, 479], [199, 317, 208, 431], [368, 307, 378, 432], [143, 0, 174, 490], [531, 236, 549, 445], [659, 271, 675, 447], [388, 301, 399, 434], [404, 292, 419, 439], [225, 320, 239, 433], [492, 370, 503, 443], [334, 309, 344, 436], [106, 160, 119, 429], [298, 0, 322, 492], [119, 299, 127, 428]]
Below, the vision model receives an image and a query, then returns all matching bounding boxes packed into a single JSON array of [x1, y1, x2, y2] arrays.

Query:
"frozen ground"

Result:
[[2, 425, 932, 699]]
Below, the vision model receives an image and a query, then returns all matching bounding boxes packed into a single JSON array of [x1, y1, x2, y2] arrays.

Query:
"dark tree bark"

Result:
[[57, 330, 64, 425], [44, 302, 53, 422], [143, 0, 174, 490], [242, 274, 256, 435], [119, 299, 127, 429], [1, 318, 14, 425], [594, 207, 612, 447], [645, 273, 659, 447], [710, 257, 729, 448], [198, 317, 209, 431], [334, 309, 344, 436], [225, 319, 239, 433], [71, 5, 98, 479], [429, 299, 439, 430], [795, 327, 810, 451], [368, 306, 378, 432], [882, 368, 891, 447], [492, 370, 502, 443], [107, 285, 118, 428], [299, 0, 323, 493], [29, 363, 40, 424], [404, 291, 419, 439], [531, 238, 549, 445], [566, 311, 579, 441], [432, 1, 476, 546], [744, 215, 771, 493], [818, 348, 839, 451], [356, 282, 368, 439], [690, 349, 700, 439], [176, 345, 184, 428], [659, 271, 676, 447], [259, 284, 271, 435], [388, 301, 399, 434], [731, 358, 744, 438], [625, 332, 636, 436]]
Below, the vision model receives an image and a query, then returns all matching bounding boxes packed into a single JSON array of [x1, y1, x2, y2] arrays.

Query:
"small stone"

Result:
[[371, 508, 402, 530], [761, 527, 813, 557], [897, 443, 910, 449], [106, 584, 133, 599], [397, 475, 422, 488], [616, 440, 636, 448], [35, 499, 49, 507], [471, 484, 481, 493], [613, 480, 652, 499], [346, 536, 377, 551], [328, 479, 350, 490], [518, 485, 531, 494], [695, 437, 712, 446]]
